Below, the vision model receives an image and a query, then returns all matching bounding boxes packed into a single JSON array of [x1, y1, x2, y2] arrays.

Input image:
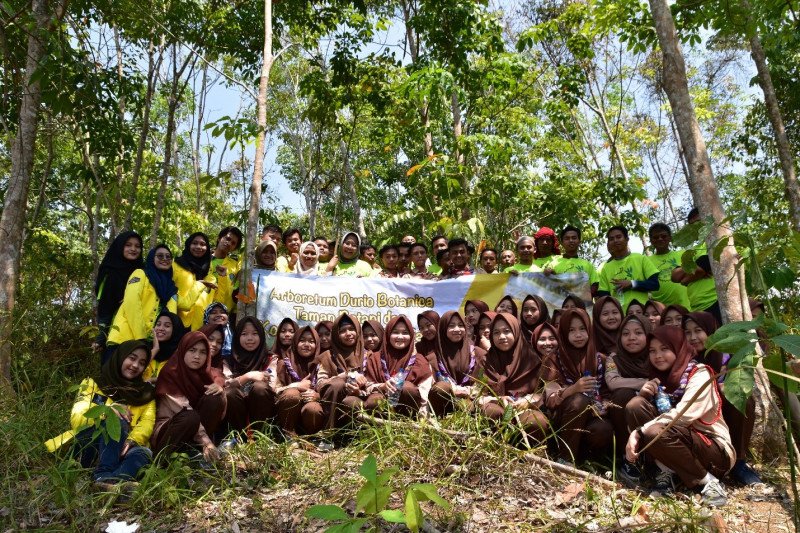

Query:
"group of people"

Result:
[[49, 209, 759, 507]]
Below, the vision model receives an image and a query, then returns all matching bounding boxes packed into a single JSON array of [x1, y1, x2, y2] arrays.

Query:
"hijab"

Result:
[[174, 232, 211, 279], [339, 231, 361, 263], [294, 241, 320, 275], [198, 322, 226, 370], [276, 325, 319, 384], [364, 315, 431, 384], [561, 294, 587, 310], [626, 299, 645, 316], [318, 313, 364, 374], [660, 304, 689, 325], [482, 313, 544, 396], [613, 314, 652, 379], [273, 318, 298, 358], [153, 310, 187, 362], [465, 299, 490, 315], [415, 310, 441, 363], [436, 311, 485, 385], [203, 302, 232, 357], [255, 239, 278, 270], [230, 316, 270, 376], [96, 231, 144, 313], [533, 227, 560, 258], [494, 295, 519, 317], [315, 320, 335, 351], [556, 308, 598, 383], [593, 296, 623, 354], [520, 295, 550, 345], [644, 299, 666, 322], [682, 311, 725, 373], [648, 325, 697, 393], [531, 322, 561, 381], [156, 332, 223, 407], [362, 319, 385, 353], [144, 245, 178, 307], [95, 340, 155, 405]]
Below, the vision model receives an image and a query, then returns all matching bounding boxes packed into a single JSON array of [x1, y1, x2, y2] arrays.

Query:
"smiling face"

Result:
[[207, 330, 224, 358], [388, 322, 411, 350], [521, 299, 541, 326], [341, 234, 359, 260], [123, 237, 143, 261], [491, 318, 515, 351], [418, 317, 436, 341], [620, 320, 647, 354], [296, 330, 317, 358], [154, 315, 174, 342], [285, 231, 302, 254], [606, 229, 628, 257], [649, 337, 677, 372], [239, 322, 261, 352], [315, 239, 330, 261], [184, 341, 208, 370], [120, 348, 149, 379], [445, 315, 466, 343], [300, 244, 318, 269], [259, 245, 277, 267], [208, 306, 228, 326], [567, 316, 589, 348], [338, 322, 357, 347], [536, 329, 558, 357], [154, 247, 173, 271], [683, 319, 708, 353], [189, 235, 208, 258], [560, 230, 580, 256], [599, 301, 622, 330], [449, 244, 469, 269], [516, 238, 534, 262], [363, 325, 381, 351]]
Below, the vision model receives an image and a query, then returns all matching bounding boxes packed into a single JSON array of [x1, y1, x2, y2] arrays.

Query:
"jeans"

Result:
[[72, 419, 152, 482]]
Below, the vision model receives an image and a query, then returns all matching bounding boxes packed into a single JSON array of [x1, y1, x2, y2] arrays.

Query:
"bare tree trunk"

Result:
[[113, 26, 125, 242], [340, 139, 365, 238], [193, 65, 208, 214], [0, 0, 69, 390], [451, 91, 469, 221], [239, 0, 274, 320], [741, 2, 800, 232]]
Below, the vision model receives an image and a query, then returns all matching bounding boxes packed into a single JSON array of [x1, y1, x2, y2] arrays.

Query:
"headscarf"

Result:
[[626, 299, 645, 315], [660, 304, 689, 325], [144, 245, 178, 308], [362, 319, 385, 353], [436, 311, 485, 385], [315, 320, 334, 351], [613, 314, 652, 379], [294, 241, 320, 275], [483, 313, 544, 396], [592, 296, 623, 354], [317, 313, 363, 375], [153, 310, 187, 362], [95, 231, 144, 315], [415, 310, 441, 364], [273, 318, 298, 358], [339, 231, 361, 263], [174, 232, 211, 279], [203, 302, 232, 357], [95, 340, 154, 405], [363, 315, 431, 384], [494, 295, 519, 317], [531, 322, 561, 380], [556, 308, 598, 383], [198, 322, 226, 370], [465, 299, 490, 315], [561, 294, 587, 310], [276, 325, 319, 385], [648, 325, 697, 393], [477, 311, 498, 343], [682, 312, 725, 373], [520, 295, 550, 344], [230, 316, 270, 376], [255, 239, 278, 269], [156, 332, 223, 407], [644, 300, 666, 321], [533, 227, 560, 258]]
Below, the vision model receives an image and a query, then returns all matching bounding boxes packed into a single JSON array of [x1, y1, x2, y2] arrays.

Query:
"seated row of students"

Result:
[[56, 293, 757, 505]]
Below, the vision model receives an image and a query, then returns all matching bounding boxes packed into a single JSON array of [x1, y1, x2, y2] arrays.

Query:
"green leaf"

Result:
[[772, 335, 800, 357], [723, 356, 756, 414], [358, 455, 377, 483], [404, 489, 423, 533], [326, 519, 367, 533], [763, 353, 800, 393], [306, 505, 349, 521], [680, 249, 697, 273], [355, 482, 391, 514], [105, 412, 121, 442], [410, 484, 450, 509], [706, 333, 757, 355], [379, 509, 407, 523], [728, 342, 756, 368]]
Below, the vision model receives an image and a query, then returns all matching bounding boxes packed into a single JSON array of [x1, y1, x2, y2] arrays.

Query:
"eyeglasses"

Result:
[[155, 254, 173, 260]]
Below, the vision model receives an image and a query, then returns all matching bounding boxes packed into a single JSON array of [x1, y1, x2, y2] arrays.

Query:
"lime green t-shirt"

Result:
[[428, 264, 443, 276], [646, 250, 690, 308], [532, 256, 558, 270], [686, 244, 718, 311], [598, 253, 659, 312], [507, 262, 543, 273], [550, 256, 600, 285], [333, 259, 375, 278]]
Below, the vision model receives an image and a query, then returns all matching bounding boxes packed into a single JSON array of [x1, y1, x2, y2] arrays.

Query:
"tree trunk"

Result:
[[0, 0, 69, 390], [451, 91, 469, 221], [239, 0, 274, 320], [742, 4, 800, 232], [340, 139, 365, 239]]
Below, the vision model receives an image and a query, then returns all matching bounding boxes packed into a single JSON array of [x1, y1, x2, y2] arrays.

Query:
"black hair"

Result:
[[262, 224, 282, 235], [360, 243, 376, 253], [397, 242, 412, 253], [448, 238, 474, 253], [217, 226, 244, 249], [410, 242, 427, 253], [606, 225, 629, 239], [480, 248, 497, 259], [687, 207, 700, 223], [436, 248, 450, 262], [431, 235, 448, 246], [281, 227, 302, 244], [648, 222, 671, 237], [379, 244, 399, 257], [313, 236, 328, 243], [560, 225, 581, 240]]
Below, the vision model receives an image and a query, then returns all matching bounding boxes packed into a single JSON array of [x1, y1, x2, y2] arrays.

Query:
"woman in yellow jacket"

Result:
[[104, 245, 179, 363], [46, 340, 155, 485], [173, 232, 231, 329]]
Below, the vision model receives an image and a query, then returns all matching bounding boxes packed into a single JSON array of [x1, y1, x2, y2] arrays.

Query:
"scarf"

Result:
[[156, 332, 223, 407], [273, 318, 298, 358], [230, 316, 271, 376], [96, 231, 144, 317], [436, 311, 485, 385], [593, 296, 623, 354], [315, 320, 334, 352], [531, 322, 561, 382], [626, 299, 646, 315], [294, 241, 320, 275], [613, 314, 652, 379], [533, 226, 560, 258], [415, 310, 441, 364], [338, 231, 362, 264], [95, 340, 155, 405], [465, 299, 490, 340], [362, 319, 385, 354], [318, 313, 364, 375], [144, 246, 178, 308], [154, 310, 187, 362], [644, 299, 666, 322], [203, 302, 232, 357], [648, 325, 697, 394], [561, 294, 587, 310], [276, 325, 319, 385], [682, 312, 726, 373], [660, 304, 689, 325], [520, 294, 550, 345], [494, 295, 519, 317], [174, 232, 211, 279], [198, 323, 226, 370], [255, 240, 277, 270], [363, 315, 431, 385], [555, 308, 598, 384], [483, 313, 543, 397]]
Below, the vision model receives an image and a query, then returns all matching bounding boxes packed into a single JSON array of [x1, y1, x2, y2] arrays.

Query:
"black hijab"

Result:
[[153, 310, 187, 362], [144, 245, 178, 307], [174, 232, 211, 279], [95, 231, 144, 316], [96, 339, 155, 405]]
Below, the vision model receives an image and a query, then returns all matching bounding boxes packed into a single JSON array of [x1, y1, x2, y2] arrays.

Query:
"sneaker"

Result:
[[650, 470, 675, 497], [617, 460, 642, 487], [730, 459, 762, 485], [700, 479, 728, 506]]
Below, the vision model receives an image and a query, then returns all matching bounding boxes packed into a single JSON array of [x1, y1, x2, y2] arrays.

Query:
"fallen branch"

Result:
[[356, 413, 468, 439]]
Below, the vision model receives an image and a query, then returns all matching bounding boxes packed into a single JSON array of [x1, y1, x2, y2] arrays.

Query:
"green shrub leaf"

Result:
[[306, 504, 349, 521]]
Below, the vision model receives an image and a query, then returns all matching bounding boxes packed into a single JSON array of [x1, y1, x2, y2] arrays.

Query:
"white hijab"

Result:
[[295, 241, 320, 276]]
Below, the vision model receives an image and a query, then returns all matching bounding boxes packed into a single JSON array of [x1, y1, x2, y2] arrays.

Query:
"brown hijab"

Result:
[[483, 313, 544, 397], [415, 310, 441, 364], [362, 319, 385, 353], [494, 295, 519, 317], [556, 308, 598, 384], [273, 318, 298, 358], [648, 325, 697, 393], [156, 332, 223, 407], [520, 295, 550, 346], [436, 311, 486, 385], [318, 312, 364, 375], [276, 325, 319, 385], [230, 316, 270, 376], [315, 320, 334, 350], [682, 312, 725, 373], [363, 315, 431, 385], [660, 304, 689, 325], [613, 314, 652, 379], [593, 296, 623, 354], [199, 323, 226, 370], [562, 294, 587, 310], [531, 322, 560, 381]]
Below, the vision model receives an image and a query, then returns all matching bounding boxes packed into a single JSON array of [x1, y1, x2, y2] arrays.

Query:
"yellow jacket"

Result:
[[142, 359, 167, 382], [173, 262, 230, 328], [45, 378, 155, 452], [107, 269, 178, 346], [210, 254, 241, 311]]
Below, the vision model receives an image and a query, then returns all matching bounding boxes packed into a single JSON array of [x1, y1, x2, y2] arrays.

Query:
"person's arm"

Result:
[[70, 379, 100, 431], [128, 400, 156, 446], [630, 273, 659, 292], [163, 394, 214, 447], [604, 355, 648, 391], [115, 270, 147, 339], [641, 366, 719, 432]]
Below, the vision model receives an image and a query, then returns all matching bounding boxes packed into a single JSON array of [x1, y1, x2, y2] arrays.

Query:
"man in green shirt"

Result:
[[548, 225, 599, 297], [671, 208, 721, 323], [506, 236, 543, 273], [499, 249, 516, 272], [597, 225, 660, 312], [646, 223, 690, 309], [532, 227, 560, 270], [427, 235, 449, 276]]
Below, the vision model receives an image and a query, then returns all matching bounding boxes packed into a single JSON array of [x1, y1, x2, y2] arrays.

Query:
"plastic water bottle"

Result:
[[583, 370, 606, 415], [434, 370, 451, 384], [346, 370, 358, 386], [654, 385, 671, 414], [388, 368, 407, 407]]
